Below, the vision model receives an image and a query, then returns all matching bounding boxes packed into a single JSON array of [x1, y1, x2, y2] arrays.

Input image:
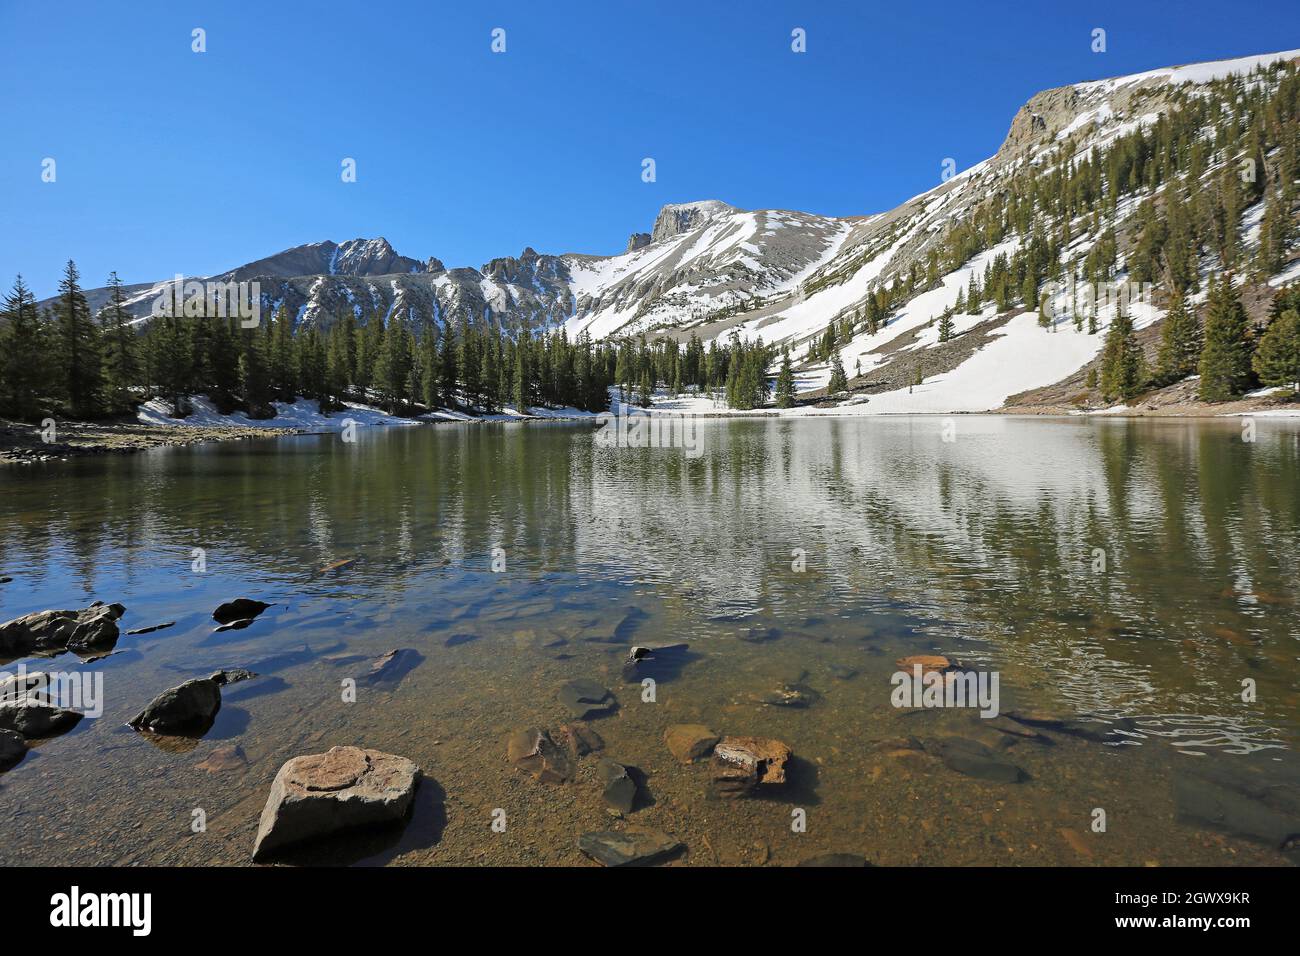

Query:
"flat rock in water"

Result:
[[126, 621, 175, 636], [363, 648, 422, 685], [558, 679, 616, 719], [0, 698, 84, 739], [0, 602, 124, 656], [0, 727, 29, 770], [212, 599, 271, 626], [196, 744, 248, 773], [895, 655, 953, 674], [444, 632, 478, 647], [597, 758, 638, 813], [757, 682, 819, 708], [620, 643, 689, 682], [1173, 760, 1300, 852], [711, 736, 792, 798], [252, 746, 420, 861], [578, 829, 683, 867], [507, 728, 574, 784], [1003, 709, 1127, 743], [664, 724, 719, 764], [926, 737, 1028, 783], [559, 722, 604, 756]]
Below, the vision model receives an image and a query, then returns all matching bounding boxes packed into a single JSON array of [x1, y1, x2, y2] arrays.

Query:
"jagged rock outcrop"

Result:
[[650, 200, 737, 243]]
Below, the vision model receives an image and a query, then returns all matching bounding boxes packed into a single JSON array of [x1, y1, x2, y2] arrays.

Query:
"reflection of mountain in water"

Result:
[[1, 417, 1297, 752]]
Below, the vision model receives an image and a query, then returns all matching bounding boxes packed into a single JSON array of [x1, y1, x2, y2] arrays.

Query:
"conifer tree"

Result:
[[55, 260, 102, 417], [1198, 275, 1253, 401], [1252, 308, 1300, 391], [827, 349, 848, 394], [1154, 293, 1202, 385], [0, 275, 46, 420], [939, 310, 955, 342], [98, 272, 139, 414], [1099, 305, 1144, 402], [775, 352, 795, 408]]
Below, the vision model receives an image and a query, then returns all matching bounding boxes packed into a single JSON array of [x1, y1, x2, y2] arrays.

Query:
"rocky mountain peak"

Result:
[[650, 200, 738, 243]]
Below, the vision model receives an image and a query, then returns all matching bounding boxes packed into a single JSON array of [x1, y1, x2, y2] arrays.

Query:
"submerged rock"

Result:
[[0, 698, 84, 738], [558, 679, 616, 719], [1003, 709, 1132, 744], [212, 598, 271, 626], [664, 724, 719, 764], [1173, 760, 1300, 853], [620, 643, 689, 683], [756, 682, 819, 708], [363, 648, 422, 685], [578, 828, 683, 867], [711, 736, 792, 798], [597, 758, 639, 813], [0, 602, 124, 656], [0, 728, 29, 770], [559, 722, 605, 757], [252, 746, 421, 861], [925, 736, 1028, 783], [196, 744, 248, 773], [128, 669, 256, 736], [507, 728, 574, 784], [895, 655, 954, 674]]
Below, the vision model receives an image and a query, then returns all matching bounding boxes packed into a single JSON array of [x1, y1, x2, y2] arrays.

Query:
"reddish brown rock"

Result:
[[506, 728, 573, 784], [664, 724, 719, 764], [711, 736, 792, 797]]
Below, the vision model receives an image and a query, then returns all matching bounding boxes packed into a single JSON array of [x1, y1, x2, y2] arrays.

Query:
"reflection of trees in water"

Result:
[[2, 418, 1297, 742]]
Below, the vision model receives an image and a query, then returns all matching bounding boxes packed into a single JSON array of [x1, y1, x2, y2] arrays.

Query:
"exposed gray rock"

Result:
[[0, 728, 29, 770], [578, 828, 683, 867], [559, 722, 604, 757], [212, 598, 271, 625], [126, 621, 175, 636], [252, 746, 421, 861], [650, 200, 737, 243], [0, 698, 84, 738], [129, 670, 255, 736], [625, 232, 651, 253], [0, 602, 124, 656]]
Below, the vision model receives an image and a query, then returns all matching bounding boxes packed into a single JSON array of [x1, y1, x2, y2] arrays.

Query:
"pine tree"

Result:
[[513, 332, 529, 413], [98, 272, 139, 414], [827, 349, 848, 394], [775, 352, 795, 408], [1199, 275, 1253, 402], [1099, 305, 1144, 402], [1154, 292, 1202, 385], [0, 275, 46, 420], [54, 260, 102, 417], [1252, 308, 1300, 391], [938, 311, 955, 342], [238, 328, 274, 418], [439, 325, 458, 409]]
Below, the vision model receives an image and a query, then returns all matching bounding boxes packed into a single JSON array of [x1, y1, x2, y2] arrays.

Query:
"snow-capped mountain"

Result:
[[55, 48, 1300, 412]]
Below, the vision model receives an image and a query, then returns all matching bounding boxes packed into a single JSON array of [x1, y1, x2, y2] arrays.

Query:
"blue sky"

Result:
[[2, 0, 1296, 297]]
